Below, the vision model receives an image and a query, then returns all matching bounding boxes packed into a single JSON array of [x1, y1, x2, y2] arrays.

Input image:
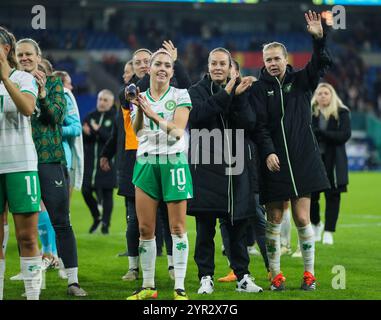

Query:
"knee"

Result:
[[294, 215, 310, 227], [16, 230, 38, 252], [170, 223, 185, 236], [139, 223, 154, 239]]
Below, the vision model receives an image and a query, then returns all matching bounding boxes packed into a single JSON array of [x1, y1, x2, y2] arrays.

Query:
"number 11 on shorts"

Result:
[[25, 175, 38, 196], [170, 168, 186, 186]]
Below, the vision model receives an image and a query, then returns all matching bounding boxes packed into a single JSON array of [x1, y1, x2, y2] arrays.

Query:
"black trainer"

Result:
[[89, 219, 101, 233]]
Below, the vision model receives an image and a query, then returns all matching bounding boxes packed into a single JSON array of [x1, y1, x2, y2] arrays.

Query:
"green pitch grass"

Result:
[[2, 172, 381, 300]]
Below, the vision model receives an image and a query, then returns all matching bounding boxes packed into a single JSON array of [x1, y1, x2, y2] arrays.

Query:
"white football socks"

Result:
[[65, 267, 79, 286], [171, 233, 189, 290], [297, 224, 315, 275], [20, 256, 42, 300], [266, 221, 282, 278], [0, 259, 5, 300], [128, 256, 139, 270], [139, 238, 156, 288]]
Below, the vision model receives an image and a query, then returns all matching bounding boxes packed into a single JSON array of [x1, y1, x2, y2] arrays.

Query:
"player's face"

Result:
[[133, 51, 151, 79], [149, 54, 174, 85], [316, 86, 332, 108], [97, 93, 114, 112], [16, 43, 40, 73], [263, 47, 288, 79], [208, 52, 231, 84], [123, 63, 134, 84]]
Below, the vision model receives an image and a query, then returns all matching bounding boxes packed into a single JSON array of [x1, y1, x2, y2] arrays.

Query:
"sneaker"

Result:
[[236, 274, 263, 293], [101, 223, 109, 235], [127, 287, 158, 300], [10, 272, 23, 281], [197, 276, 214, 294], [301, 271, 316, 291], [247, 245, 260, 256], [291, 247, 302, 258], [67, 283, 88, 297], [218, 270, 237, 282], [89, 219, 101, 234], [280, 245, 292, 255], [168, 266, 175, 280], [122, 268, 139, 281], [174, 288, 189, 300], [313, 223, 324, 242], [42, 255, 58, 271], [322, 231, 334, 245], [270, 273, 286, 291]]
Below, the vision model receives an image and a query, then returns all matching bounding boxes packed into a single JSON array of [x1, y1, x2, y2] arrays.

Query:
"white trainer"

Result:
[[247, 246, 260, 256], [313, 223, 324, 242], [197, 276, 214, 294], [10, 272, 23, 281], [291, 246, 302, 258], [236, 274, 263, 293], [322, 231, 334, 245]]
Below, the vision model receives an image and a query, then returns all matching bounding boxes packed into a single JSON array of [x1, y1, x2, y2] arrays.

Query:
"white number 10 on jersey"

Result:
[[170, 168, 186, 186]]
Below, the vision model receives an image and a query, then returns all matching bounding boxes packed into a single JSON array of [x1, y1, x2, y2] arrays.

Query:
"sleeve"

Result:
[[176, 89, 192, 110], [18, 72, 39, 99], [188, 84, 232, 127], [62, 93, 82, 138], [173, 60, 192, 89], [38, 76, 66, 125], [249, 84, 276, 161], [319, 109, 351, 145], [303, 34, 333, 92]]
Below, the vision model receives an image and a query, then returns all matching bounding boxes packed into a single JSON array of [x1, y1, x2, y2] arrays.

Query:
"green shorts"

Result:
[[132, 152, 193, 202], [0, 171, 41, 214]]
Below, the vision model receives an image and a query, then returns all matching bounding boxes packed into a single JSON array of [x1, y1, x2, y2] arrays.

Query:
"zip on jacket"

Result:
[[275, 77, 299, 197]]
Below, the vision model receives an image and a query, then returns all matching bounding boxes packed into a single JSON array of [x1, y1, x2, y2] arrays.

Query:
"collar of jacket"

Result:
[[259, 64, 294, 84], [201, 73, 230, 95]]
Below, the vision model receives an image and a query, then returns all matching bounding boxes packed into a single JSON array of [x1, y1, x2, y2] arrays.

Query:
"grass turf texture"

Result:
[[2, 172, 380, 300]]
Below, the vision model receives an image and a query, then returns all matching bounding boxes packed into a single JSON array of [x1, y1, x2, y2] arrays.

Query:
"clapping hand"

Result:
[[32, 69, 47, 99], [0, 47, 11, 82]]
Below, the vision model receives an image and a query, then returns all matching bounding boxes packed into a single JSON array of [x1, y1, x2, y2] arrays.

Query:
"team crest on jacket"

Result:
[[104, 119, 112, 127], [283, 83, 292, 93], [165, 100, 176, 111]]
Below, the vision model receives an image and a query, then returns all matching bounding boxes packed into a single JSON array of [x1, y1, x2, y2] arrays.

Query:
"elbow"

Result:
[[22, 104, 35, 117]]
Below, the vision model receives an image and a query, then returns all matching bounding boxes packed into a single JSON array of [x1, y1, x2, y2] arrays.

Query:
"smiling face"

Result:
[[16, 42, 40, 73], [208, 51, 231, 84], [263, 47, 288, 80], [315, 86, 332, 108], [149, 53, 174, 86], [133, 51, 151, 79]]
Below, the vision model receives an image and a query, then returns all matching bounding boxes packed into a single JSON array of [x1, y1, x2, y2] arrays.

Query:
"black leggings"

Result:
[[82, 186, 113, 228], [38, 163, 78, 269], [311, 190, 341, 232], [195, 215, 250, 281], [220, 194, 269, 271]]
